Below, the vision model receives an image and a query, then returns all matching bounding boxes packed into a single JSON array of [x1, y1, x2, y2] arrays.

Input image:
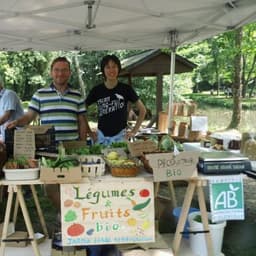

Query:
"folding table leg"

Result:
[[0, 185, 14, 255], [168, 181, 177, 208], [197, 185, 214, 256], [16, 185, 41, 256], [30, 184, 49, 238], [172, 180, 196, 255]]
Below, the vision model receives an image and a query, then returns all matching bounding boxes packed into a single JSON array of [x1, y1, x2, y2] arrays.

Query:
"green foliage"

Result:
[[0, 51, 53, 100], [185, 93, 256, 110], [0, 22, 255, 114]]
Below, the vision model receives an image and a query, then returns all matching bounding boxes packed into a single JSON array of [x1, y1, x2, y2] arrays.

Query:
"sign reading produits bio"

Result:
[[60, 181, 154, 246], [209, 175, 244, 222], [145, 152, 200, 182]]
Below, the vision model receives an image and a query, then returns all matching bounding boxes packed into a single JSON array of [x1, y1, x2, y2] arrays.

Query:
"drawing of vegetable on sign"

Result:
[[126, 188, 152, 235], [67, 223, 85, 236]]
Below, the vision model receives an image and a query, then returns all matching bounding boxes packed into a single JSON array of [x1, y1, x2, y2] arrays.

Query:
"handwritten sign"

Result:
[[14, 129, 35, 159], [145, 152, 199, 181], [60, 180, 154, 246], [209, 175, 244, 222]]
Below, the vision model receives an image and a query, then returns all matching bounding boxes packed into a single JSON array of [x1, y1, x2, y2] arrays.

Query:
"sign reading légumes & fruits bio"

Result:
[[60, 181, 154, 246]]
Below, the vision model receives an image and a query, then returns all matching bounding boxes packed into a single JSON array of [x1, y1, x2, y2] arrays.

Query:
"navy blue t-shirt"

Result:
[[86, 82, 139, 136]]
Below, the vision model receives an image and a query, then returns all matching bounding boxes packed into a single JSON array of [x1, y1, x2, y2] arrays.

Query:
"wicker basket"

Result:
[[110, 166, 139, 177], [80, 155, 105, 177]]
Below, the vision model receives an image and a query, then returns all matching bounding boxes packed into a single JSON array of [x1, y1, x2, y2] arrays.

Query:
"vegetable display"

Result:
[[41, 156, 79, 169], [5, 156, 38, 169], [66, 143, 103, 155]]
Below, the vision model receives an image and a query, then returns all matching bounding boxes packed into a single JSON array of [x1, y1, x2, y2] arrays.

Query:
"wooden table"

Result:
[[0, 172, 216, 256], [0, 179, 48, 256]]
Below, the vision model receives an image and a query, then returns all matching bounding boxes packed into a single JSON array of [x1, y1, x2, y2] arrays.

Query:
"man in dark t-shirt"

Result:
[[86, 54, 146, 145]]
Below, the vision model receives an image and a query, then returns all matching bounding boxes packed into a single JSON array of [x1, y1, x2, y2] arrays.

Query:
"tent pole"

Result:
[[167, 31, 178, 135]]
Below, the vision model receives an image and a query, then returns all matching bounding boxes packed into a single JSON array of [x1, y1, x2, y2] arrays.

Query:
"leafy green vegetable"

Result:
[[147, 135, 159, 146], [193, 214, 216, 224], [66, 146, 90, 155], [89, 144, 103, 154], [40, 156, 79, 169], [110, 142, 128, 149], [159, 135, 175, 152]]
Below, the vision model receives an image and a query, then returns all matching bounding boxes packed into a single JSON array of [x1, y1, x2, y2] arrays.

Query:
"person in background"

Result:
[[86, 54, 146, 145], [0, 76, 24, 143], [7, 56, 88, 211]]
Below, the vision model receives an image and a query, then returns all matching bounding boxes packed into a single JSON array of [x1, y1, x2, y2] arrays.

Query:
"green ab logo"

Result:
[[213, 182, 243, 210]]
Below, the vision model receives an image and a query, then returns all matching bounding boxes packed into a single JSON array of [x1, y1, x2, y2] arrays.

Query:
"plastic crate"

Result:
[[32, 125, 56, 150], [5, 128, 15, 157], [80, 155, 105, 177]]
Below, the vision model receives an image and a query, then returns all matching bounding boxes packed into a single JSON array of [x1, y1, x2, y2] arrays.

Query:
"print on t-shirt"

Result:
[[98, 93, 125, 117]]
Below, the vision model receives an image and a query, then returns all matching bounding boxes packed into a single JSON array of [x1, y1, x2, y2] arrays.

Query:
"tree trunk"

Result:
[[74, 53, 86, 97], [228, 28, 243, 129]]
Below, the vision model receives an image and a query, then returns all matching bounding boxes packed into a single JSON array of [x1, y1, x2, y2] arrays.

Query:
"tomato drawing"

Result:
[[67, 223, 85, 236], [139, 189, 150, 197]]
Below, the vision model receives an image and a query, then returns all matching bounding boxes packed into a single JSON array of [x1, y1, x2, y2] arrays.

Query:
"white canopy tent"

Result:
[[0, 0, 255, 51], [1, 0, 256, 130]]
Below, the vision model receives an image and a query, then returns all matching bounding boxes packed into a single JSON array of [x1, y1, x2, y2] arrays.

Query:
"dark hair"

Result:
[[100, 55, 121, 79], [51, 56, 71, 71]]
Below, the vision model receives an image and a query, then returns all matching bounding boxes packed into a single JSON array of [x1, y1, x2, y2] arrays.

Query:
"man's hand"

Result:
[[6, 120, 18, 129], [89, 130, 98, 143], [125, 130, 136, 140]]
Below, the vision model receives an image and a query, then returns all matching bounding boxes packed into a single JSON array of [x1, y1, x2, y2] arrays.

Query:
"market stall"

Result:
[[0, 128, 217, 256], [2, 126, 256, 256]]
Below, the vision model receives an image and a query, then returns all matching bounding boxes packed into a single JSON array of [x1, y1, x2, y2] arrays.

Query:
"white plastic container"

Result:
[[3, 168, 40, 180], [188, 211, 226, 256]]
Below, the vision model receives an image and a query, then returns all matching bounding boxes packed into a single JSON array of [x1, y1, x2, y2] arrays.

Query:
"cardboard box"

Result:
[[5, 231, 28, 247], [40, 166, 82, 183], [145, 151, 200, 182]]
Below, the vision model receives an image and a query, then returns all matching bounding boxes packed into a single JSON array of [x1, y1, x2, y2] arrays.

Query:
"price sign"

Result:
[[145, 152, 199, 181]]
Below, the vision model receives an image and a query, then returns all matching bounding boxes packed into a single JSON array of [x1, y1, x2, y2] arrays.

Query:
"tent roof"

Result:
[[119, 49, 197, 77], [0, 0, 255, 51]]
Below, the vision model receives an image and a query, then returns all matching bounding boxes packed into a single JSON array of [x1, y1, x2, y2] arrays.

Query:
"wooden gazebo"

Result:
[[119, 49, 196, 126]]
